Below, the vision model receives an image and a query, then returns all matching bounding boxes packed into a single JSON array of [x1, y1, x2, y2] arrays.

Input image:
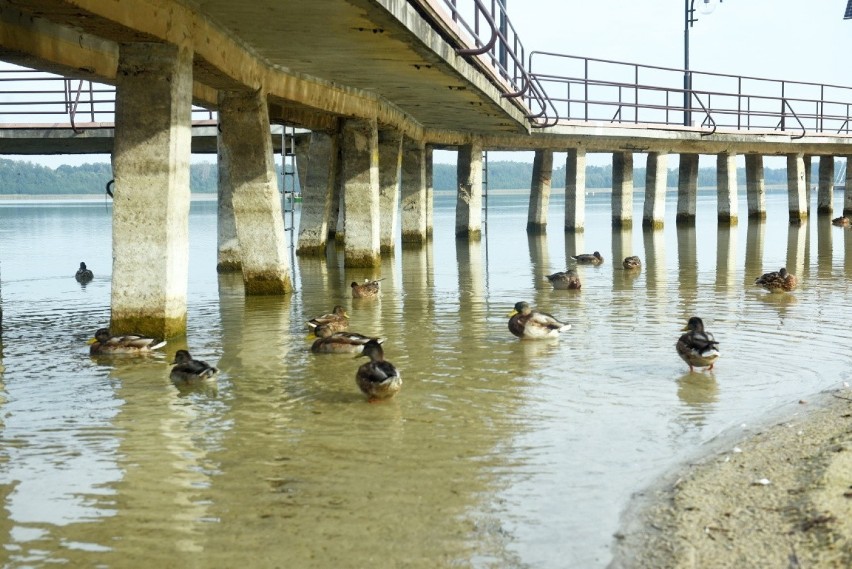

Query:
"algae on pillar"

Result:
[[817, 155, 834, 215], [565, 148, 586, 232], [296, 130, 339, 256], [642, 152, 667, 229], [787, 153, 808, 224], [378, 128, 403, 254], [456, 140, 483, 240], [611, 151, 633, 228], [745, 153, 766, 219], [400, 137, 427, 244], [342, 118, 381, 267], [716, 151, 739, 225], [676, 153, 699, 225], [527, 149, 553, 234], [111, 42, 192, 339]]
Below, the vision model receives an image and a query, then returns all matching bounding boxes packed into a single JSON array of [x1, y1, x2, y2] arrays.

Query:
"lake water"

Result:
[[0, 187, 850, 568]]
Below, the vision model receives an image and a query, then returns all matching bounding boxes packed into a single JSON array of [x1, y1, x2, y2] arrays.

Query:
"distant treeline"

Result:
[[0, 157, 835, 194]]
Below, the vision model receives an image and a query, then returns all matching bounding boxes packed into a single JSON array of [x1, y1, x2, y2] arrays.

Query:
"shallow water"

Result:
[[0, 189, 850, 568]]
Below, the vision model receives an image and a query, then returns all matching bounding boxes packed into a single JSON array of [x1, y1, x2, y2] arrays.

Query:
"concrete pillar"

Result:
[[342, 117, 381, 267], [612, 152, 633, 228], [844, 155, 852, 217], [787, 153, 808, 224], [218, 89, 292, 295], [217, 137, 240, 272], [804, 155, 813, 215], [565, 148, 586, 232], [676, 153, 699, 225], [400, 137, 427, 244], [642, 152, 667, 229], [745, 154, 766, 219], [294, 133, 310, 196], [111, 43, 192, 338], [296, 131, 339, 256], [527, 149, 553, 234], [456, 140, 483, 240], [378, 128, 403, 254], [817, 155, 835, 215], [716, 151, 738, 224], [425, 145, 434, 238]]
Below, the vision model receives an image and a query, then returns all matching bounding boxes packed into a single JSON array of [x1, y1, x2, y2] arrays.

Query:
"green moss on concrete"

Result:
[[642, 219, 664, 230], [296, 243, 328, 257], [216, 260, 242, 273], [612, 218, 633, 229], [111, 313, 187, 340], [717, 215, 739, 225], [401, 232, 426, 244], [344, 251, 381, 268], [244, 273, 293, 295], [526, 223, 547, 235]]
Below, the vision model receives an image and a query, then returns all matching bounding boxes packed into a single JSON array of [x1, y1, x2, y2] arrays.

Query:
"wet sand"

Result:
[[611, 386, 852, 568]]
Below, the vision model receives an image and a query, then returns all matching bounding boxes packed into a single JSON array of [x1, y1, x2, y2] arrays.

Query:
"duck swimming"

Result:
[[311, 331, 385, 354], [170, 349, 218, 382], [508, 301, 571, 339], [355, 339, 402, 402], [88, 328, 167, 355], [75, 262, 94, 283], [544, 269, 581, 290], [676, 316, 720, 372], [571, 251, 604, 265], [306, 305, 349, 337], [754, 267, 797, 293], [831, 216, 850, 227], [351, 279, 382, 299], [622, 256, 642, 270]]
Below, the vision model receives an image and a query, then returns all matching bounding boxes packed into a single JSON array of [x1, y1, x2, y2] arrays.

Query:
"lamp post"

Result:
[[684, 0, 722, 126]]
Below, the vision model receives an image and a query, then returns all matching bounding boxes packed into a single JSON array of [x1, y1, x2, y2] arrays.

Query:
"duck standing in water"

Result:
[[88, 328, 167, 355], [75, 262, 94, 283], [622, 256, 642, 271], [571, 251, 604, 265], [508, 301, 571, 339], [170, 349, 218, 382], [355, 339, 401, 402], [351, 279, 382, 299], [306, 305, 349, 337], [676, 316, 720, 372], [754, 267, 797, 293], [311, 331, 385, 354], [544, 269, 581, 290]]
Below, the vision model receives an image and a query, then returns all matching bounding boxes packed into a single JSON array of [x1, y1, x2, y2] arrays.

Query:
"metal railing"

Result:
[[528, 51, 852, 139]]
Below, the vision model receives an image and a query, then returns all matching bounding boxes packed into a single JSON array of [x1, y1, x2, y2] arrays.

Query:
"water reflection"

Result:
[[676, 372, 720, 427], [744, 219, 765, 287], [816, 217, 833, 280], [715, 224, 737, 294], [786, 221, 808, 280], [643, 228, 666, 295], [527, 233, 550, 289], [676, 225, 697, 307]]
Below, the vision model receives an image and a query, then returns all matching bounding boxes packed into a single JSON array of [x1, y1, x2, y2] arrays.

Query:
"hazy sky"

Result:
[[4, 0, 852, 168]]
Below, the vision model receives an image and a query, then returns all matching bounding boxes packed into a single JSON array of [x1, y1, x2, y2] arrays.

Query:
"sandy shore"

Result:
[[610, 385, 852, 568]]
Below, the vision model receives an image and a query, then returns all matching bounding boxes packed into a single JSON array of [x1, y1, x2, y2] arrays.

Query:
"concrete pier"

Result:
[[400, 137, 428, 244], [642, 152, 667, 229], [804, 155, 813, 215], [218, 89, 293, 294], [676, 153, 699, 225], [817, 155, 834, 215], [527, 149, 553, 234], [378, 129, 403, 254], [456, 140, 483, 240], [844, 155, 852, 217], [565, 149, 586, 232], [745, 154, 766, 219], [342, 118, 381, 266], [425, 146, 434, 238], [787, 153, 808, 224], [296, 131, 339, 255], [611, 152, 633, 228], [716, 151, 738, 224], [110, 43, 192, 338]]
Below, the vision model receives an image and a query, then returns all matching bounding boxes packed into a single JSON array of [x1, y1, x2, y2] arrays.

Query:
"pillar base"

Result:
[[455, 229, 482, 241], [612, 218, 633, 229], [111, 313, 187, 340], [676, 214, 696, 225], [642, 219, 664, 230], [244, 273, 293, 295], [717, 215, 739, 225], [344, 251, 381, 268], [216, 261, 243, 273], [748, 211, 767, 220], [401, 231, 427, 244], [526, 222, 547, 234], [565, 225, 585, 233]]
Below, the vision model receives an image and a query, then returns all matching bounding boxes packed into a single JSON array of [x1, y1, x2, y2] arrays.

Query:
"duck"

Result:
[[75, 262, 94, 283], [571, 251, 604, 265], [754, 267, 797, 293], [508, 301, 572, 339], [676, 316, 719, 372], [306, 305, 349, 337], [88, 328, 167, 355], [170, 349, 218, 382], [831, 216, 850, 227], [544, 269, 581, 290], [622, 256, 642, 270], [355, 339, 402, 402], [351, 279, 382, 299], [311, 331, 385, 354]]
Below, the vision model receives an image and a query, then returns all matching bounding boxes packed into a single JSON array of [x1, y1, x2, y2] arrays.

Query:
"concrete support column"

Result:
[[745, 154, 766, 219], [787, 153, 808, 224], [611, 152, 633, 228], [218, 89, 292, 294], [342, 117, 381, 266], [565, 148, 586, 231], [456, 140, 483, 240], [817, 155, 835, 215], [378, 129, 403, 253], [425, 145, 434, 238], [400, 137, 427, 244], [717, 151, 738, 224], [804, 155, 813, 215], [527, 149, 553, 234], [844, 155, 852, 217], [296, 131, 339, 255], [642, 152, 667, 229], [294, 134, 310, 197], [676, 153, 699, 225], [111, 42, 192, 338]]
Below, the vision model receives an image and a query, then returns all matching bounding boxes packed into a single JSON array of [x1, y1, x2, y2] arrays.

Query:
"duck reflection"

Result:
[[744, 219, 765, 288], [715, 223, 737, 294], [676, 372, 720, 427]]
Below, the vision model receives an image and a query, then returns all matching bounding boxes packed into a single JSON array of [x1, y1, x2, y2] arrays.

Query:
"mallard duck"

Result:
[[571, 251, 604, 265], [306, 305, 349, 337], [170, 349, 218, 382], [832, 216, 850, 227], [311, 331, 385, 354], [88, 328, 167, 355], [622, 256, 642, 270], [75, 262, 94, 283], [508, 301, 572, 339], [754, 267, 797, 293], [544, 269, 582, 290], [351, 279, 382, 299], [355, 339, 402, 402], [676, 316, 719, 371]]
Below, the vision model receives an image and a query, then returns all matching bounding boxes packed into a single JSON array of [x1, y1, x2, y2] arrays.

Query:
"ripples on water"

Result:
[[0, 190, 850, 568]]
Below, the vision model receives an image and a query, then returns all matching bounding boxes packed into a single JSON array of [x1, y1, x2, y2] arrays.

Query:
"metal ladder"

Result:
[[281, 125, 298, 248], [481, 150, 489, 226]]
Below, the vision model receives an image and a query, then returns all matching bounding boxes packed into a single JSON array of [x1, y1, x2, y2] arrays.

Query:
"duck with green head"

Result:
[[88, 328, 167, 355]]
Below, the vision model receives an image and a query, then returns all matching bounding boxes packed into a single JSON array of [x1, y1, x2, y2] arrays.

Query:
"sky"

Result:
[[3, 0, 852, 168]]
